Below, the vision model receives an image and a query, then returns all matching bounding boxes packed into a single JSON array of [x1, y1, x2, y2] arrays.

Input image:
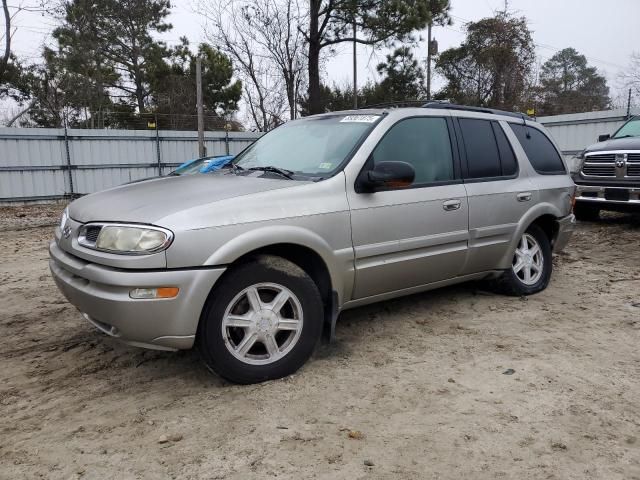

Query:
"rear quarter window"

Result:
[[509, 124, 566, 175]]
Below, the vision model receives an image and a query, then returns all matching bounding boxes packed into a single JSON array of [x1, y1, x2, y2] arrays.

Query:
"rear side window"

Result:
[[372, 117, 454, 185], [492, 123, 518, 176], [509, 124, 566, 174], [458, 118, 502, 178]]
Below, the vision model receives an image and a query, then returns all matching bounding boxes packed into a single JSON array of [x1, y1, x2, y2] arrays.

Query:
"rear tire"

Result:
[[493, 224, 552, 296], [197, 255, 323, 384], [574, 202, 600, 221]]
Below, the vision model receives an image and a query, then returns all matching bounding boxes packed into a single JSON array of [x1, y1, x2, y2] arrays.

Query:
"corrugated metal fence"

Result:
[[0, 128, 262, 203], [2, 109, 639, 202], [538, 107, 640, 159]]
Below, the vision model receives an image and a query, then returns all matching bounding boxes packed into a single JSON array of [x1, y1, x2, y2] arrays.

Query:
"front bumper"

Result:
[[554, 214, 576, 253], [49, 241, 225, 350], [575, 185, 640, 211]]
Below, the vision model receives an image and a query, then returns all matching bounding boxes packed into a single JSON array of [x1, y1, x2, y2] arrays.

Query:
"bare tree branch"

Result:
[[199, 0, 306, 129], [6, 98, 35, 126]]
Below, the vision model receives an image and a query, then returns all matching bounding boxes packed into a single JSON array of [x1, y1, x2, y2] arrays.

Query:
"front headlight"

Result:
[[79, 224, 173, 254], [59, 208, 69, 230], [569, 151, 585, 174]]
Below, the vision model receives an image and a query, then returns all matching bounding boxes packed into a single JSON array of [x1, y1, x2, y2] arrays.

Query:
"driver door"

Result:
[[347, 116, 469, 300]]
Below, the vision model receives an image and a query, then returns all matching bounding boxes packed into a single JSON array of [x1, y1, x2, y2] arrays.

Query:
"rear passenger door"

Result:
[[454, 117, 537, 274]]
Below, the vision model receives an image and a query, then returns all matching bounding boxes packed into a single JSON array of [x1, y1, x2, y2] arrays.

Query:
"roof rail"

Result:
[[422, 101, 531, 120], [357, 99, 426, 110]]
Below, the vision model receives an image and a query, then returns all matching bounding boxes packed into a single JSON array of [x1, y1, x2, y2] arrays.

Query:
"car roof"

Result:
[[308, 101, 534, 124]]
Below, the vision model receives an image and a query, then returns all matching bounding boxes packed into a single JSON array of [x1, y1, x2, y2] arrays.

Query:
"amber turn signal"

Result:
[[129, 287, 180, 299]]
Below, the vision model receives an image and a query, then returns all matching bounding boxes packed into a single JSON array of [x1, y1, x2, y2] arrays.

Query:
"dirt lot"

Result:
[[1, 204, 639, 480]]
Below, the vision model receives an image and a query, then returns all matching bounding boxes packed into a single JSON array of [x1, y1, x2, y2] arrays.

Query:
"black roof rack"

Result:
[[357, 99, 426, 109], [422, 101, 531, 120], [356, 99, 532, 120]]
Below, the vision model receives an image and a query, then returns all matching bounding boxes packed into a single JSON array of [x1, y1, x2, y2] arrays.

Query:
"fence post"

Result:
[[63, 114, 74, 197], [155, 115, 162, 176]]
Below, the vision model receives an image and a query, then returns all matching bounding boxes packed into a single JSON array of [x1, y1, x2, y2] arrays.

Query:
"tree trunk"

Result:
[[135, 75, 145, 113], [1, 0, 11, 82], [307, 0, 322, 115], [285, 72, 296, 120]]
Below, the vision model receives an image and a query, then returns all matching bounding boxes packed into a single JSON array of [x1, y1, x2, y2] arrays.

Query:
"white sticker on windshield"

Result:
[[340, 115, 380, 123]]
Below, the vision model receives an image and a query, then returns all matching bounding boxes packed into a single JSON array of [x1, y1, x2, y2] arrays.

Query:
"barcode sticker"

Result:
[[340, 115, 380, 123]]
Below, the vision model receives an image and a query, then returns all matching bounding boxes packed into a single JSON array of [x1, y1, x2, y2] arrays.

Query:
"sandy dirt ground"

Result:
[[1, 203, 639, 480]]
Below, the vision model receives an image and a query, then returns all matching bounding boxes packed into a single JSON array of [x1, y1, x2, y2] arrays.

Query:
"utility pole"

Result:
[[426, 21, 432, 101], [627, 88, 632, 119], [352, 11, 357, 109], [196, 57, 205, 158]]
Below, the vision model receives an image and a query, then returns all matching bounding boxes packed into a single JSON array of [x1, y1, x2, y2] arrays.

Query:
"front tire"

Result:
[[494, 224, 552, 296], [197, 255, 323, 384]]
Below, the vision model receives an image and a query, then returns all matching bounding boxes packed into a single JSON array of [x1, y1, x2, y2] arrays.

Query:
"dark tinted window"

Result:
[[372, 117, 454, 185], [459, 118, 501, 178], [509, 124, 566, 174], [492, 122, 518, 176]]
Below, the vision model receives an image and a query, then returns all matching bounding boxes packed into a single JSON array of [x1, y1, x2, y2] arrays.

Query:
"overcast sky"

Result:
[[6, 0, 640, 114]]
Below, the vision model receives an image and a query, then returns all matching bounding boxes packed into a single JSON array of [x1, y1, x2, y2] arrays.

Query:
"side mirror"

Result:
[[598, 134, 611, 142], [357, 161, 415, 192]]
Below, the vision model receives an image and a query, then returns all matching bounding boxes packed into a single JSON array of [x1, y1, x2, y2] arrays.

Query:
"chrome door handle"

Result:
[[517, 192, 532, 202], [442, 199, 461, 211]]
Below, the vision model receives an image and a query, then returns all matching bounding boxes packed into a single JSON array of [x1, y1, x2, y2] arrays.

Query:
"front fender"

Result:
[[203, 225, 353, 305]]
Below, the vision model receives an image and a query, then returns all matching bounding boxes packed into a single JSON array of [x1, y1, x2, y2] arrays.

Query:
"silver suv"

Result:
[[50, 103, 576, 384]]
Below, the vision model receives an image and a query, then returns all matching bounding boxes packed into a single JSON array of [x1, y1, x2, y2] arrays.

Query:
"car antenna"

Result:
[[521, 113, 531, 139]]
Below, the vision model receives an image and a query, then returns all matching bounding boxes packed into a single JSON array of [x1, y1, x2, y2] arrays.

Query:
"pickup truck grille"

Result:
[[582, 152, 640, 178], [626, 153, 640, 177], [582, 154, 616, 176], [584, 153, 616, 163]]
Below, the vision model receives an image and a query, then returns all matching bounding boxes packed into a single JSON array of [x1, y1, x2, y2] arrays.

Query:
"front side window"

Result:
[[233, 114, 380, 179], [371, 117, 454, 185], [510, 124, 566, 174]]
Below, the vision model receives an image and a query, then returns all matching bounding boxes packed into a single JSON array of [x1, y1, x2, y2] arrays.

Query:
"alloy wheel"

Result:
[[512, 233, 544, 286], [221, 282, 304, 365]]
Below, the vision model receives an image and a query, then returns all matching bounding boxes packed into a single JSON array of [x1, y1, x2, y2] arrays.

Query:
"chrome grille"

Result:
[[84, 225, 102, 242], [582, 153, 618, 177], [78, 225, 102, 248], [628, 163, 640, 177], [628, 153, 640, 162], [584, 154, 616, 163]]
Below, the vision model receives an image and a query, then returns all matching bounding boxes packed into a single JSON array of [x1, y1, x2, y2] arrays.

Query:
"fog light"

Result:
[[130, 287, 179, 299]]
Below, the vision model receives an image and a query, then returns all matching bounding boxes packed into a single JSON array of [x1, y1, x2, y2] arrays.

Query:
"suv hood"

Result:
[[69, 173, 305, 224], [585, 136, 640, 153]]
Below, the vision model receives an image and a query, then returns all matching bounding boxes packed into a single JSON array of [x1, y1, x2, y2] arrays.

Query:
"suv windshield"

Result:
[[233, 114, 381, 179], [613, 117, 640, 138]]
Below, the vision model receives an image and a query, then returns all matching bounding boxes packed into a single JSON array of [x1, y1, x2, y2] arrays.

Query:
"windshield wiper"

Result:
[[247, 166, 294, 179], [229, 163, 244, 174], [614, 135, 637, 139]]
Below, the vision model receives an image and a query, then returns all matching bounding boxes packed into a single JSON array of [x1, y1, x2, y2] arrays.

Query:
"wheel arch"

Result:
[[496, 203, 564, 269], [202, 226, 350, 341]]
